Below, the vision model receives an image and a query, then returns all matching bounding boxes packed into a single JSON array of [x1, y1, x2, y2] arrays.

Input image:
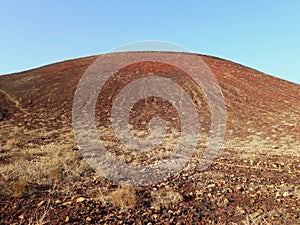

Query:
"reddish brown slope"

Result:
[[0, 52, 299, 140], [202, 56, 300, 139]]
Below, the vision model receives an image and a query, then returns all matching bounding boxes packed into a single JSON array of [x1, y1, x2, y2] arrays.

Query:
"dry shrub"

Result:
[[12, 178, 28, 198], [50, 167, 64, 184], [151, 187, 183, 207], [108, 186, 138, 208]]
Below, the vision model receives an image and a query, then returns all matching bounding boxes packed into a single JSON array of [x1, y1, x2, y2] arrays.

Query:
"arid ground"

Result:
[[0, 52, 299, 224]]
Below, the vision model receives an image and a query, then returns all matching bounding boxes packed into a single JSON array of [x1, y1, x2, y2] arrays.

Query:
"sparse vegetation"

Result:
[[12, 178, 28, 198], [151, 187, 183, 207], [108, 186, 138, 208]]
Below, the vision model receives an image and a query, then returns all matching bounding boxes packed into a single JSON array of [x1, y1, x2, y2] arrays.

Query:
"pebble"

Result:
[[196, 190, 203, 196], [76, 197, 86, 203], [236, 186, 243, 191], [282, 192, 292, 197], [153, 214, 159, 219], [18, 214, 24, 220], [223, 198, 229, 206], [239, 208, 246, 215], [207, 183, 216, 188]]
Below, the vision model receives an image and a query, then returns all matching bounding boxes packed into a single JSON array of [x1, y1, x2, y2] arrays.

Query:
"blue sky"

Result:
[[1, 1, 299, 84]]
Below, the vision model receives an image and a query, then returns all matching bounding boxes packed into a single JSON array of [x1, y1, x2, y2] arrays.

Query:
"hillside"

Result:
[[0, 52, 299, 224]]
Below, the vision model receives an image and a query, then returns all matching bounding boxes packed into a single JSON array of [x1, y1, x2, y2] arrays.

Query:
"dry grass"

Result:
[[50, 167, 64, 185], [3, 138, 19, 149], [12, 178, 28, 198], [96, 125, 208, 167], [107, 186, 138, 208], [223, 134, 300, 160], [151, 187, 183, 207], [240, 215, 270, 225], [0, 127, 94, 198]]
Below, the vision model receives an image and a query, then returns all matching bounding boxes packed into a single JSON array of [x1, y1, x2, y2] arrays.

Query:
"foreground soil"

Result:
[[0, 147, 299, 224]]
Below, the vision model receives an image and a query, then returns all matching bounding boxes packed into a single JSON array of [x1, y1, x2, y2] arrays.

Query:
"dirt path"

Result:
[[0, 89, 28, 114]]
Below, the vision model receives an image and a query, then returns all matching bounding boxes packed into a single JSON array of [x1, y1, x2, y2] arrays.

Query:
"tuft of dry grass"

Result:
[[12, 178, 28, 198], [151, 187, 183, 207], [108, 186, 138, 208], [50, 167, 64, 185]]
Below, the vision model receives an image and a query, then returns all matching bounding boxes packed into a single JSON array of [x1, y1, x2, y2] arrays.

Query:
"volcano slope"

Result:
[[0, 52, 299, 224]]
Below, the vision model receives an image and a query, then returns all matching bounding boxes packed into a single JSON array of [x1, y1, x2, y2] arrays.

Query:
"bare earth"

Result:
[[0, 52, 299, 224]]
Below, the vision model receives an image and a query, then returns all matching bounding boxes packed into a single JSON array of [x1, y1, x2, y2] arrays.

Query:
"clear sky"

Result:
[[1, 1, 299, 84]]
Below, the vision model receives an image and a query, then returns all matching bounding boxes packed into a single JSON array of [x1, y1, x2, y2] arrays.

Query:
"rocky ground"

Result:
[[0, 156, 299, 225], [0, 129, 299, 224]]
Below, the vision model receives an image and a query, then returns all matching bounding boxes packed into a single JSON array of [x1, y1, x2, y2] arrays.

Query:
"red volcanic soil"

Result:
[[0, 52, 299, 224], [0, 53, 299, 137]]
